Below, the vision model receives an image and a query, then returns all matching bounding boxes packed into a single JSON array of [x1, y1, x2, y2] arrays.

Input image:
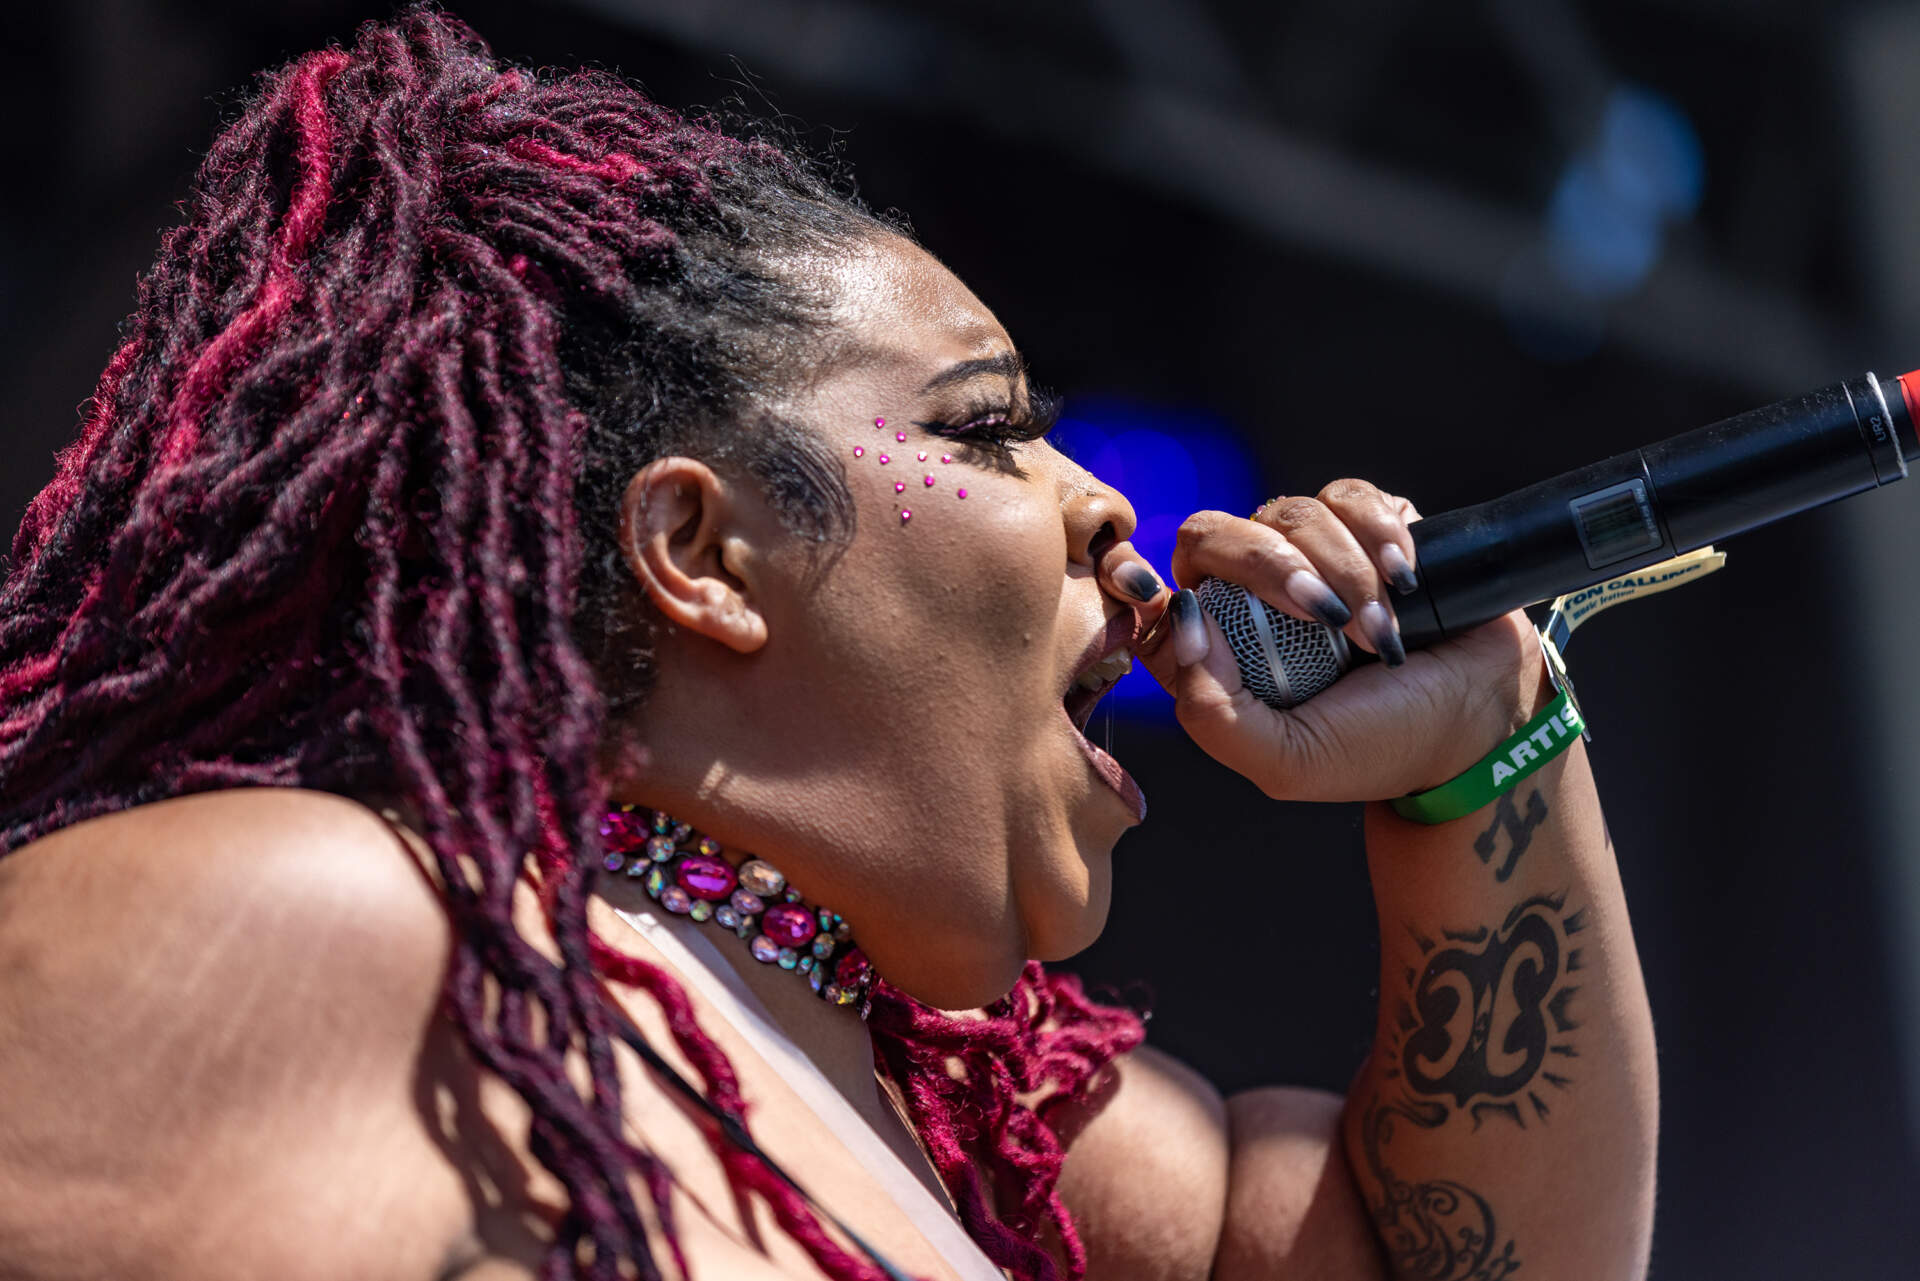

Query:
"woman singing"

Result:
[[0, 9, 1656, 1279]]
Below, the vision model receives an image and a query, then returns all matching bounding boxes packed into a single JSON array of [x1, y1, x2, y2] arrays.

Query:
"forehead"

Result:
[[808, 236, 1012, 383]]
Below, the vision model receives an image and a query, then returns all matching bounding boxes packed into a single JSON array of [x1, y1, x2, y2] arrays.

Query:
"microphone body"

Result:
[[1202, 369, 1920, 709]]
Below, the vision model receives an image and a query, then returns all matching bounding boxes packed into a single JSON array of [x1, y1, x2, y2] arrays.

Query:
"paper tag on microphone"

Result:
[[1542, 546, 1728, 654]]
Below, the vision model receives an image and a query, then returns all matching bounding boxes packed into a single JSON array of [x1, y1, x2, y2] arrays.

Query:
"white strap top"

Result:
[[612, 906, 1008, 1281]]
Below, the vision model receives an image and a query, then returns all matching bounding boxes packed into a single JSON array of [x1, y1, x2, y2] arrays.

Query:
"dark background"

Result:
[[5, 1, 1918, 1275]]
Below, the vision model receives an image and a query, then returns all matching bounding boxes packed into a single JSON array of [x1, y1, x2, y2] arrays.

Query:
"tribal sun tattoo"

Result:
[[1381, 891, 1586, 1130]]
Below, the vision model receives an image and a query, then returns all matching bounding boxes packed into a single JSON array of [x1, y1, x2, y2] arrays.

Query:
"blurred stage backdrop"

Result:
[[5, 1, 1918, 1274]]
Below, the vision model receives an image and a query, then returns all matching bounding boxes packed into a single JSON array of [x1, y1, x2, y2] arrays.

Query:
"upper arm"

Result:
[[0, 789, 473, 1280], [1052, 1044, 1386, 1281]]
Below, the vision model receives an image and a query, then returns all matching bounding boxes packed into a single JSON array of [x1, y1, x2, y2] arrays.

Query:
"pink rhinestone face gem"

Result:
[[895, 432, 906, 442], [874, 417, 885, 428], [916, 452, 927, 462], [956, 489, 968, 499], [923, 475, 935, 486], [878, 453, 889, 464], [900, 509, 912, 523], [894, 481, 906, 493], [852, 445, 864, 457], [940, 455, 951, 464]]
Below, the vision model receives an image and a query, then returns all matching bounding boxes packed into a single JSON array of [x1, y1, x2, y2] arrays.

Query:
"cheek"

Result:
[[848, 424, 970, 526]]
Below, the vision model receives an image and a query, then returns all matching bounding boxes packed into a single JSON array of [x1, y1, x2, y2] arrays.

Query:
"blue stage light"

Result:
[[1051, 400, 1266, 720]]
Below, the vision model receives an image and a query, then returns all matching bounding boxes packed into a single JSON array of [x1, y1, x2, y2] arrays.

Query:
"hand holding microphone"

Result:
[[1132, 367, 1920, 801], [1196, 368, 1920, 711]]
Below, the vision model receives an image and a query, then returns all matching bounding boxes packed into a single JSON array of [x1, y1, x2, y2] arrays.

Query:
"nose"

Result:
[[1060, 460, 1139, 569]]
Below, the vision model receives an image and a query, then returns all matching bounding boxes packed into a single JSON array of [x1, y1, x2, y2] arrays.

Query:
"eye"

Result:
[[921, 387, 1061, 448]]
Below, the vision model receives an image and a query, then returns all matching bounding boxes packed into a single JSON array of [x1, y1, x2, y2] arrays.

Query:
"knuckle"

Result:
[[1317, 478, 1374, 507], [1175, 511, 1224, 549], [1261, 498, 1324, 532]]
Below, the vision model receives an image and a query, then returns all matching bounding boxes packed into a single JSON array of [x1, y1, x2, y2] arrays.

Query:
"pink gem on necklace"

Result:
[[600, 807, 876, 1015]]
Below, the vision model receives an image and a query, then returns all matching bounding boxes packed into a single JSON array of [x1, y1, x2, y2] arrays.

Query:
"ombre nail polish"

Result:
[[1287, 571, 1352, 629], [1357, 600, 1406, 668], [1380, 543, 1418, 595], [1115, 562, 1162, 603], [1170, 589, 1209, 667]]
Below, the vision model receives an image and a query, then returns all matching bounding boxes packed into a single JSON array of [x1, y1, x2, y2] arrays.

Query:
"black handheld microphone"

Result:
[[1198, 368, 1920, 710]]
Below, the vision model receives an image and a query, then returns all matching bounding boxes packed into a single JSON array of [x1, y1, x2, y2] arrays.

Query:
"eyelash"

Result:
[[919, 388, 1062, 447]]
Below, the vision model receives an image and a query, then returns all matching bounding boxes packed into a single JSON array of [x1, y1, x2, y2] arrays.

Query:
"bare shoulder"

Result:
[[1052, 1044, 1385, 1281], [0, 788, 471, 1280]]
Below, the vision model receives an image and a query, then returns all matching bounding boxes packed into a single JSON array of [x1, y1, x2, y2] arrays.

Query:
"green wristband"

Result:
[[1389, 689, 1585, 824]]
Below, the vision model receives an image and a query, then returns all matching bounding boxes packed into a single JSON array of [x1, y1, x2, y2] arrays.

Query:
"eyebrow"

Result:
[[918, 351, 1027, 395]]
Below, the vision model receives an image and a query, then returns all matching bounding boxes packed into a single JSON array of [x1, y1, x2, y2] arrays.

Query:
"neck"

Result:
[[592, 806, 901, 1140]]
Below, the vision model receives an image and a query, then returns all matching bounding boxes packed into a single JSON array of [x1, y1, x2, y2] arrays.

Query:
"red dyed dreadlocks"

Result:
[[0, 8, 1142, 1279]]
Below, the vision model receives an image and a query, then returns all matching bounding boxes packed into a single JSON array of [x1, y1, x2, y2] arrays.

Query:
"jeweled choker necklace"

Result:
[[599, 805, 876, 1017]]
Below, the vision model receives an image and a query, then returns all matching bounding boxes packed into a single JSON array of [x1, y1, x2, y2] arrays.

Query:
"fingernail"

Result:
[[1115, 561, 1163, 603], [1380, 543, 1418, 595], [1358, 599, 1406, 667], [1170, 589, 1210, 667], [1286, 570, 1351, 628]]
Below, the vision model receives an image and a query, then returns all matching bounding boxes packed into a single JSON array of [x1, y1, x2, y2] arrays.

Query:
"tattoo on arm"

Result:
[[1362, 1098, 1523, 1280], [1384, 893, 1586, 1130], [1472, 788, 1549, 882], [1359, 894, 1584, 1279]]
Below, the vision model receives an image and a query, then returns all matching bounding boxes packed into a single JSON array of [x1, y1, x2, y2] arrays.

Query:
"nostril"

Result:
[[1086, 521, 1119, 565]]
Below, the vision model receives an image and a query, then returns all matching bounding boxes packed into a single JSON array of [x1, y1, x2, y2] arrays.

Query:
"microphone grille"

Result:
[[1193, 577, 1351, 710]]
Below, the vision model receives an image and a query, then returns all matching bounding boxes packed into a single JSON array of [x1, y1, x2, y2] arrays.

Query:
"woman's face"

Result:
[[627, 235, 1153, 1008]]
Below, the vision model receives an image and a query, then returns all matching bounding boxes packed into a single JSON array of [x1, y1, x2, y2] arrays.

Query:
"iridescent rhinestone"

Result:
[[644, 865, 668, 898], [817, 908, 840, 932], [735, 915, 757, 939], [651, 811, 673, 835], [809, 967, 826, 992], [670, 821, 694, 842], [812, 934, 836, 960], [798, 955, 815, 972], [750, 934, 782, 963], [696, 836, 722, 857], [832, 920, 854, 941], [688, 899, 713, 923], [659, 885, 692, 914], [625, 860, 648, 879], [833, 985, 858, 1006], [602, 852, 624, 872], [715, 904, 740, 930], [784, 888, 804, 903], [824, 984, 845, 1004], [729, 889, 764, 917], [674, 854, 737, 901], [736, 860, 785, 898], [777, 948, 799, 971], [761, 903, 818, 948], [646, 835, 676, 861]]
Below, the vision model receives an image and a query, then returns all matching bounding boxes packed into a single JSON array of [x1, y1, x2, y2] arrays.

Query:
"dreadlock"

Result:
[[0, 8, 1143, 1279]]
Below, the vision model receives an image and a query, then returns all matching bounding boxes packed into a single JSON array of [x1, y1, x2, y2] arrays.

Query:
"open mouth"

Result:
[[1058, 643, 1146, 821], [1062, 646, 1133, 731]]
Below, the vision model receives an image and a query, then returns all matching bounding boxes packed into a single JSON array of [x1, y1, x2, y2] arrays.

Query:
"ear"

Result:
[[615, 457, 770, 655]]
